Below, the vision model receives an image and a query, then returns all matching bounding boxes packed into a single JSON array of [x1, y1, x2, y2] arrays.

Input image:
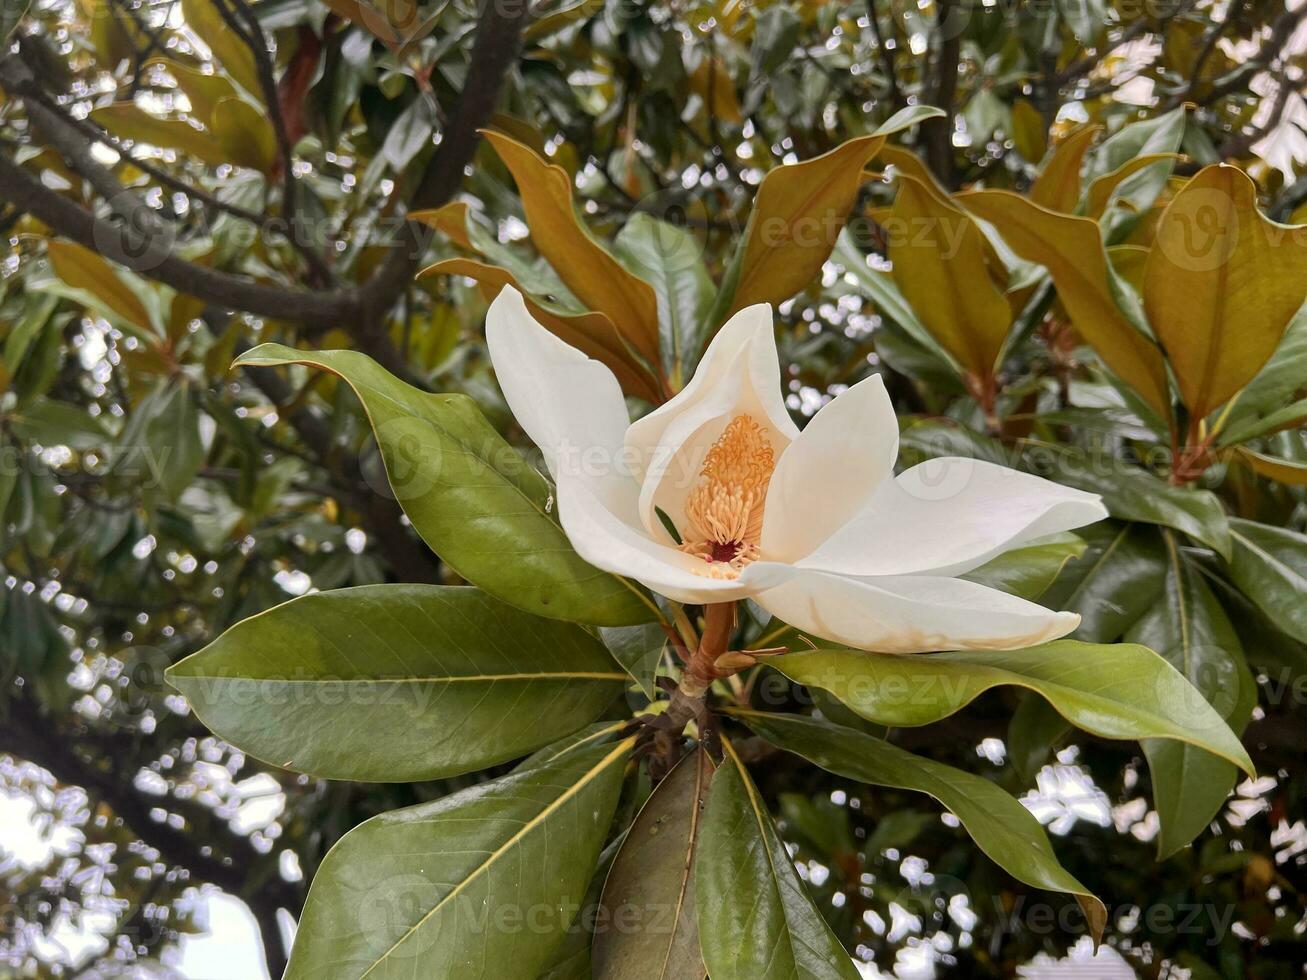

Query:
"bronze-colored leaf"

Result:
[[1143, 164, 1307, 420], [961, 190, 1171, 420]]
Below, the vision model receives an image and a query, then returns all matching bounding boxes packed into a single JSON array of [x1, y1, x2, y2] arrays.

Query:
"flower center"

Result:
[[680, 414, 775, 579]]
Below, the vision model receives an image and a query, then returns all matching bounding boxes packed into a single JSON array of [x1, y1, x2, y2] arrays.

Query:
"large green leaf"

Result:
[[1226, 518, 1307, 644], [767, 642, 1253, 776], [732, 710, 1107, 941], [285, 736, 635, 979], [613, 214, 715, 387], [1128, 536, 1256, 856], [695, 738, 859, 980], [1040, 522, 1167, 642], [1029, 447, 1231, 559], [167, 585, 628, 781], [234, 345, 656, 626], [593, 748, 714, 980]]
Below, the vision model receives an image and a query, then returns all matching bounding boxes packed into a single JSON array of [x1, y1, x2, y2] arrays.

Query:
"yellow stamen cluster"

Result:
[[680, 414, 775, 578]]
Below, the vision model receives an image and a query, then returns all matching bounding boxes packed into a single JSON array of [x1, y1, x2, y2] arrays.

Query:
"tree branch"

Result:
[[921, 0, 960, 186]]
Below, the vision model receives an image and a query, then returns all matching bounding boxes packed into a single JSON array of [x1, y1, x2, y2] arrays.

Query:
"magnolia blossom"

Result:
[[487, 286, 1108, 653]]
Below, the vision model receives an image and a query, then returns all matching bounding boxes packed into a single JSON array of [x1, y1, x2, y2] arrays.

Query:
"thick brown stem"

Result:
[[680, 602, 737, 698]]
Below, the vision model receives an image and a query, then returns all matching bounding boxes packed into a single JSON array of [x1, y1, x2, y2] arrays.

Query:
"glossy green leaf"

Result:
[[695, 738, 859, 980], [768, 641, 1252, 776], [285, 736, 635, 979], [234, 345, 656, 626], [961, 532, 1086, 600], [167, 585, 628, 781], [598, 623, 665, 700], [1128, 536, 1255, 856], [1029, 448, 1231, 559], [1216, 303, 1307, 443], [832, 229, 955, 368], [613, 213, 715, 386], [1040, 522, 1167, 642], [1227, 519, 1307, 644], [1007, 693, 1072, 783], [593, 748, 713, 980], [732, 710, 1106, 942]]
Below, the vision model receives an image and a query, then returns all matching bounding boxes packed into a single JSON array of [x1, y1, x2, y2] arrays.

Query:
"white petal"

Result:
[[485, 286, 629, 482], [558, 477, 757, 605], [488, 287, 751, 603], [623, 304, 798, 542], [797, 458, 1108, 577], [761, 374, 898, 563], [741, 563, 1080, 653]]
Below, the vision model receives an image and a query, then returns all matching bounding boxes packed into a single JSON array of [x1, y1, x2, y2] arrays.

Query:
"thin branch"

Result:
[[865, 0, 903, 110], [921, 0, 961, 186], [212, 0, 335, 286]]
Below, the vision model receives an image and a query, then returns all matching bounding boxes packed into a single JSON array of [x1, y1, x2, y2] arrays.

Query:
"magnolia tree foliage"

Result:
[[2, 0, 1307, 976]]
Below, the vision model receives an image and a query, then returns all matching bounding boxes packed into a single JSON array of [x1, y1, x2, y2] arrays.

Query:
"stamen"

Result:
[[680, 415, 775, 578]]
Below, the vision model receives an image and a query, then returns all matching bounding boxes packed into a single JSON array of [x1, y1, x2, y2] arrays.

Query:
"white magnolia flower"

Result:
[[487, 286, 1108, 653]]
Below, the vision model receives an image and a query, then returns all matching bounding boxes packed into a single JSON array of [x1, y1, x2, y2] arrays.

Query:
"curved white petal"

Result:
[[761, 374, 899, 563], [557, 477, 758, 604], [624, 304, 798, 542], [797, 458, 1107, 578], [485, 286, 630, 482], [741, 563, 1080, 653], [487, 287, 751, 603]]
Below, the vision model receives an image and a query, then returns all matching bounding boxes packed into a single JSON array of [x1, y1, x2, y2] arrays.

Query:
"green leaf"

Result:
[[1007, 693, 1072, 783], [1227, 518, 1307, 644], [167, 585, 629, 781], [1040, 522, 1167, 642], [832, 229, 956, 368], [598, 623, 665, 700], [6, 398, 111, 451], [613, 213, 715, 387], [536, 834, 622, 980], [1028, 448, 1231, 559], [285, 736, 635, 979], [961, 532, 1086, 601], [732, 710, 1107, 942], [695, 738, 859, 980], [234, 344, 656, 626], [593, 748, 714, 979], [1128, 536, 1255, 856], [1217, 302, 1307, 443], [767, 641, 1253, 776], [1088, 106, 1186, 179]]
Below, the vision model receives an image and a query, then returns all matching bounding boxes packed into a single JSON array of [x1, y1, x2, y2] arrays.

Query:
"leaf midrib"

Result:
[[359, 737, 634, 978]]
